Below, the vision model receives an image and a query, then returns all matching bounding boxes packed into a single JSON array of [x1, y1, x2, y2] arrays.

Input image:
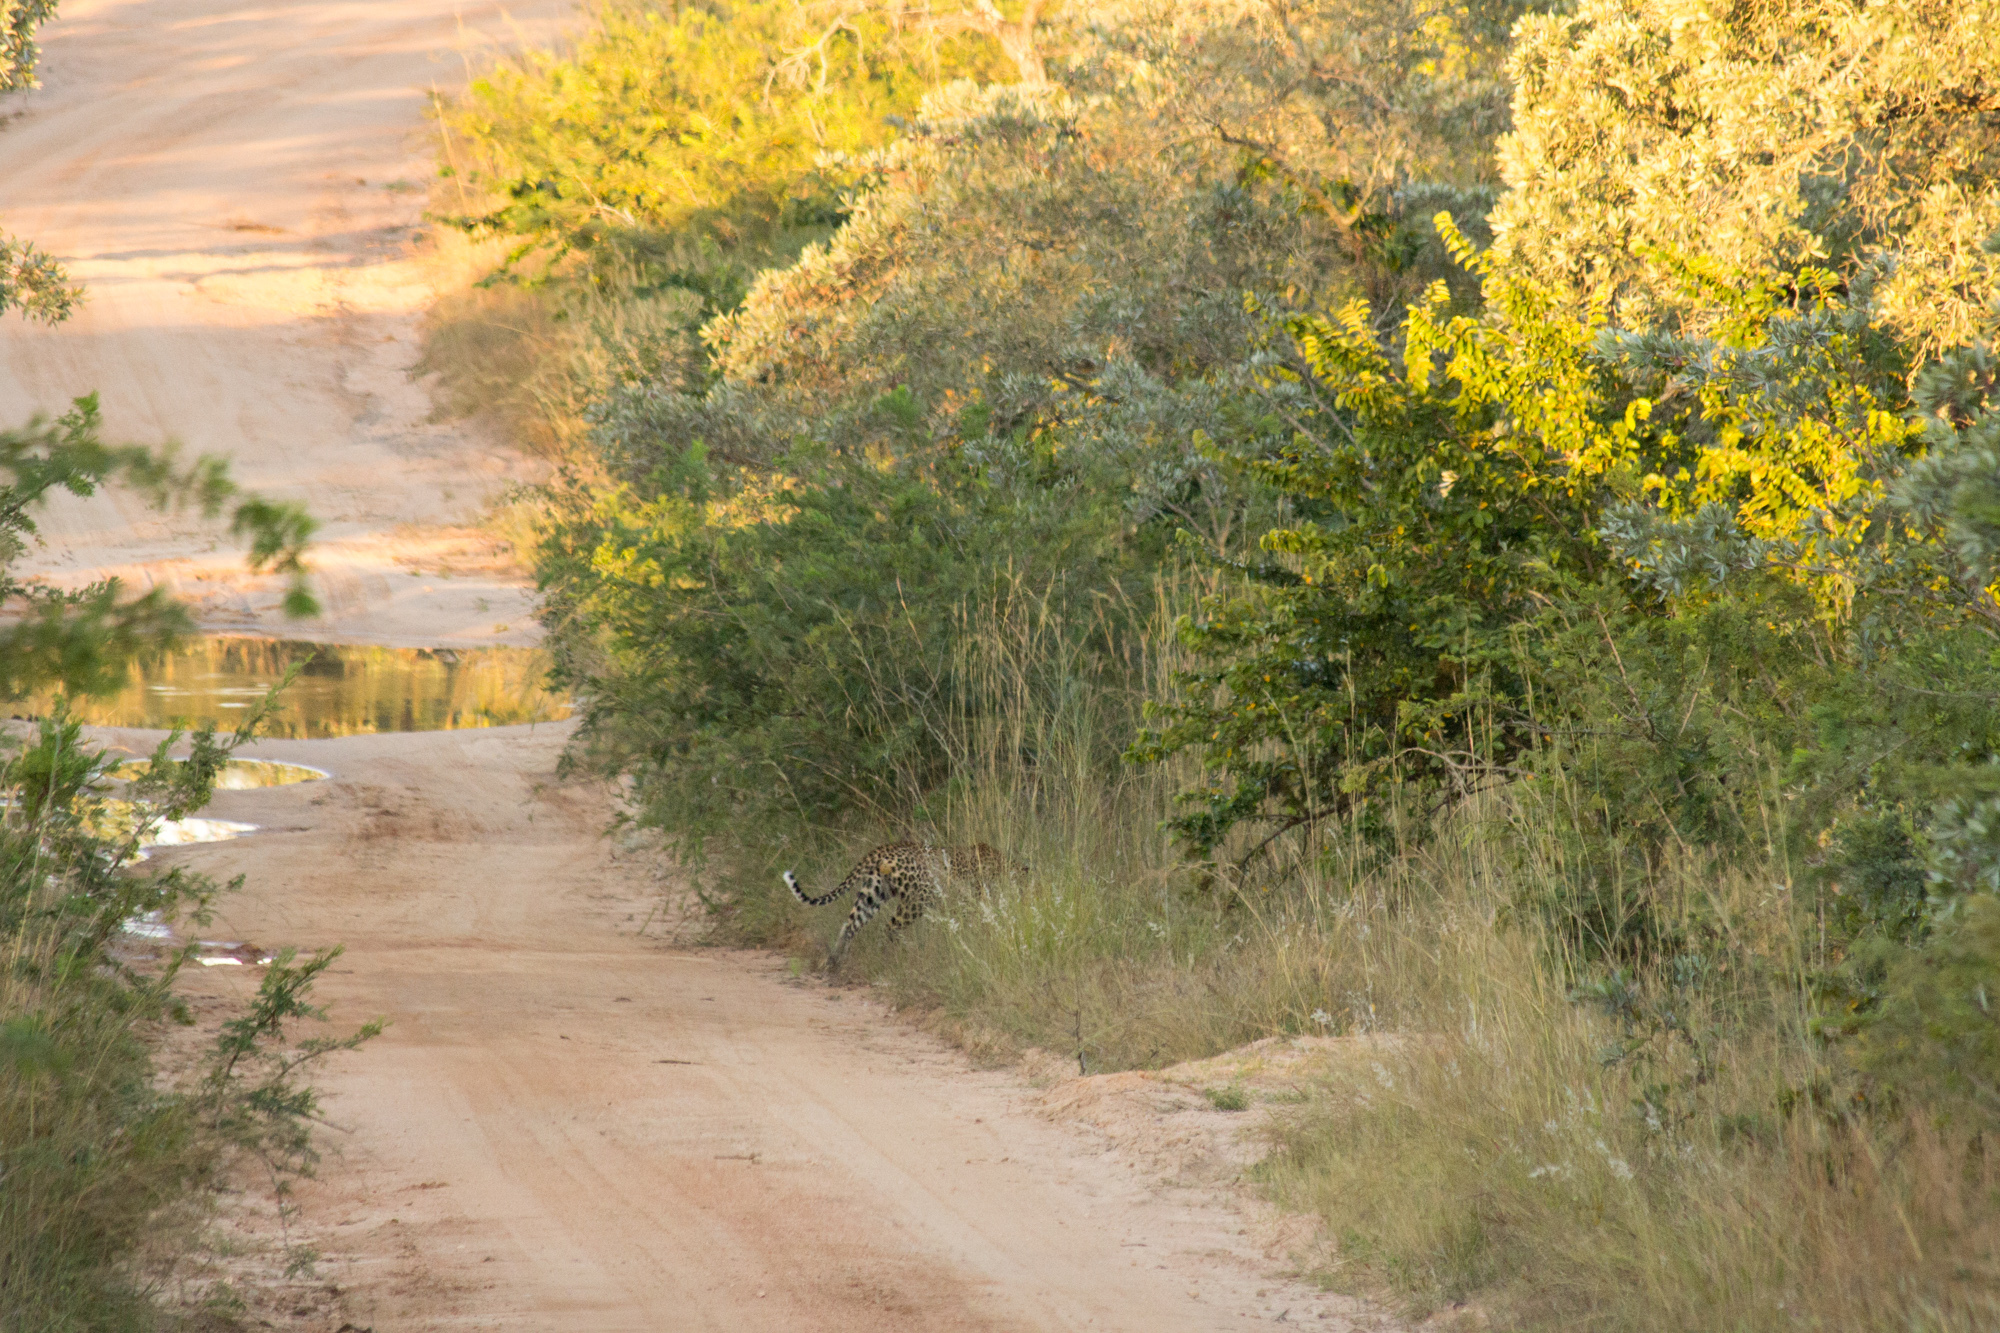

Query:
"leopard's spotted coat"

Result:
[[784, 843, 1006, 965]]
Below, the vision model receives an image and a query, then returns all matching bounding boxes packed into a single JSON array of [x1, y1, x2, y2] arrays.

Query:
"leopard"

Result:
[[783, 842, 1008, 966]]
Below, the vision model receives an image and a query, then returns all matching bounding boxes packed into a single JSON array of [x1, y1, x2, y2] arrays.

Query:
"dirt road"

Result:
[[133, 725, 1371, 1331], [0, 0, 566, 646], [14, 6, 1379, 1327]]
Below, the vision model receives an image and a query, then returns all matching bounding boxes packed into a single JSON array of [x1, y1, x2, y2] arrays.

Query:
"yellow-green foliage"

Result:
[[1072, 0, 1534, 195], [1494, 0, 2000, 355], [420, 3, 1007, 464], [437, 0, 1006, 268]]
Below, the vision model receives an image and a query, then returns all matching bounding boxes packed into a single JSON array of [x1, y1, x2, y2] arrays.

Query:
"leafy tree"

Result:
[[685, 0, 1546, 466], [584, 70, 1478, 578], [687, 81, 1345, 515], [1068, 0, 1548, 309], [1492, 0, 2000, 357], [542, 0, 1577, 877], [1, 396, 319, 694], [2, 0, 56, 92], [571, 0, 1543, 528], [896, 0, 1050, 84], [2, 0, 78, 324], [1128, 228, 1625, 857]]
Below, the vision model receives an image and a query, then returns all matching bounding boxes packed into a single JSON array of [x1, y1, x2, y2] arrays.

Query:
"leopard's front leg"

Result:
[[886, 878, 943, 940], [884, 891, 922, 938]]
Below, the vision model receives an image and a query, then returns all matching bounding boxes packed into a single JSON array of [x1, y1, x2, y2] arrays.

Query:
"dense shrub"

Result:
[[436, 0, 1005, 293], [463, 0, 2000, 1326], [545, 395, 1163, 865], [1494, 0, 2000, 356]]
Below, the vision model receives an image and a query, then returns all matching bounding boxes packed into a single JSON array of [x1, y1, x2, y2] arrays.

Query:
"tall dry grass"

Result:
[[414, 235, 702, 462], [764, 589, 2000, 1330], [1, 733, 212, 1328], [760, 575, 1301, 1065], [1259, 817, 2000, 1330]]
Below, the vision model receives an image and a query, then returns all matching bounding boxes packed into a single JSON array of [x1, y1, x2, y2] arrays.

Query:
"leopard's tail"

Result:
[[783, 868, 849, 908]]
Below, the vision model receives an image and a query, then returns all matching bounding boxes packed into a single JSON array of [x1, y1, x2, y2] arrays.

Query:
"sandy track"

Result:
[[0, 0, 565, 646], [16, 7, 1387, 1326], [124, 725, 1379, 1331]]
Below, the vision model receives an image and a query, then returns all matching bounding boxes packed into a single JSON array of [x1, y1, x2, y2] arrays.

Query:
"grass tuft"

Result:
[[1205, 1084, 1251, 1112]]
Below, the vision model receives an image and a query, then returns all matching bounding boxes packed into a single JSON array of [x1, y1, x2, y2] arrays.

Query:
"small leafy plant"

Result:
[[1205, 1083, 1252, 1112]]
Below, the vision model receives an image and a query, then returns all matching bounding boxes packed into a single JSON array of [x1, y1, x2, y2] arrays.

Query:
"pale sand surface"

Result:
[[0, 0, 567, 646], [122, 724, 1388, 1331]]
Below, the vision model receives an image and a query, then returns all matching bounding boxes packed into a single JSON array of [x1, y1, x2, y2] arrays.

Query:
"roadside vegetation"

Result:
[[434, 1, 2000, 1327], [0, 405, 372, 1331], [4, 14, 375, 1328]]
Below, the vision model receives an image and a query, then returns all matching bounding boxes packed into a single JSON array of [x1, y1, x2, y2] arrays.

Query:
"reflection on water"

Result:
[[145, 815, 259, 848], [40, 638, 570, 738], [87, 799, 259, 860], [118, 911, 272, 966], [113, 757, 330, 788]]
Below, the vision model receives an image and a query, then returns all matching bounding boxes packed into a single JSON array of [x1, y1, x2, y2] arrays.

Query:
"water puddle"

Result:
[[27, 637, 570, 738], [109, 795, 269, 950], [192, 943, 271, 967], [113, 757, 330, 788], [92, 798, 262, 860], [118, 912, 273, 966], [120, 912, 175, 941], [216, 758, 330, 787], [144, 816, 260, 848], [67, 640, 561, 968]]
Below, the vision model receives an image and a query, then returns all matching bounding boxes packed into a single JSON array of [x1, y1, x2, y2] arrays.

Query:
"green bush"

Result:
[[0, 706, 380, 1328], [1848, 892, 2000, 1119], [1126, 260, 1611, 859], [545, 389, 1162, 872], [0, 402, 366, 1329]]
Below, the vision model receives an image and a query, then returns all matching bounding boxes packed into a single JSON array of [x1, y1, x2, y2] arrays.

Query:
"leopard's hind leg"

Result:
[[826, 871, 888, 969]]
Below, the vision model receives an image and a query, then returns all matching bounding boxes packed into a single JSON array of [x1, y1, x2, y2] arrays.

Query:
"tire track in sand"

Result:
[[137, 725, 1383, 1331]]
